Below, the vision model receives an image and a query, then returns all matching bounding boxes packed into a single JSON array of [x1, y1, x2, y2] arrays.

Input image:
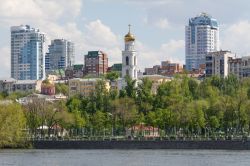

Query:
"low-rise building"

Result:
[[0, 78, 42, 94], [65, 64, 85, 79], [0, 78, 16, 93], [139, 75, 172, 94], [145, 65, 160, 75], [205, 50, 233, 78], [41, 80, 55, 95], [108, 63, 122, 77], [241, 56, 250, 78], [161, 61, 183, 76], [228, 57, 242, 79], [69, 78, 110, 97], [126, 123, 160, 139]]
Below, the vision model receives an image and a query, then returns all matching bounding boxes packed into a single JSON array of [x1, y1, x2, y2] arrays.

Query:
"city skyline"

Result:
[[1, 0, 250, 77]]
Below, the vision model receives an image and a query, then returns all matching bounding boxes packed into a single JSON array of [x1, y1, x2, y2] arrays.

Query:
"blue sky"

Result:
[[1, 0, 250, 77]]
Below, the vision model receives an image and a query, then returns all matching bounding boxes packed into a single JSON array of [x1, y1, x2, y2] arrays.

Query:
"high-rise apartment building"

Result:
[[185, 13, 219, 71], [11, 25, 45, 80], [84, 51, 108, 77], [45, 39, 74, 73]]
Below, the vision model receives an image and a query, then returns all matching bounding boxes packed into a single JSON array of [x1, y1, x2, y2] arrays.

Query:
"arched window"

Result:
[[126, 56, 129, 65], [134, 56, 136, 65]]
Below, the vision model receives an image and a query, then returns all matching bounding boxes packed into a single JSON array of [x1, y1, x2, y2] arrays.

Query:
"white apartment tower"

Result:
[[122, 25, 137, 80], [11, 25, 45, 80], [185, 13, 219, 71]]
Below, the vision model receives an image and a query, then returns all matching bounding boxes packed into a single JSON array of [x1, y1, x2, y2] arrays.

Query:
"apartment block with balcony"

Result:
[[205, 50, 233, 78]]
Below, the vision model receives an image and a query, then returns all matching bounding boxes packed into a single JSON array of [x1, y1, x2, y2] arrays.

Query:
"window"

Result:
[[126, 56, 129, 65], [134, 56, 136, 65]]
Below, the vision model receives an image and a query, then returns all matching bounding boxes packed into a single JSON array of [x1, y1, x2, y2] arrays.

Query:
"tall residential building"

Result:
[[205, 50, 233, 78], [84, 51, 108, 77], [122, 25, 137, 80], [11, 25, 45, 80], [45, 39, 75, 73], [185, 13, 219, 71]]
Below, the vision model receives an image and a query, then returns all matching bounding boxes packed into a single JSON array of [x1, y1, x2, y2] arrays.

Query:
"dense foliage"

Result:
[[1, 74, 250, 147], [64, 75, 250, 139], [0, 103, 26, 148]]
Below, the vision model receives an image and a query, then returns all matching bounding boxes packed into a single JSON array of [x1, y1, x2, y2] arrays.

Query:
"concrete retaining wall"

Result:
[[33, 140, 250, 150]]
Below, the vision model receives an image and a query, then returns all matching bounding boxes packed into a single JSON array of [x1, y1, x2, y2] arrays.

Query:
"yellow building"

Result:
[[139, 75, 172, 94], [69, 78, 110, 97]]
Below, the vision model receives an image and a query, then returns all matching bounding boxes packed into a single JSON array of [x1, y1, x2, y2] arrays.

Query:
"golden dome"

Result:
[[124, 24, 135, 42]]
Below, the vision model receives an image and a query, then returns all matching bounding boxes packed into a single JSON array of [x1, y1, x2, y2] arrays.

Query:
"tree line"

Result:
[[1, 73, 250, 147]]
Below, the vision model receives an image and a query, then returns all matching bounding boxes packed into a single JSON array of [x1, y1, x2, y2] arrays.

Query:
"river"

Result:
[[0, 149, 250, 166]]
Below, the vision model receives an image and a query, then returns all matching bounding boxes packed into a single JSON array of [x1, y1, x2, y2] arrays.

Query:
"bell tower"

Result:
[[122, 24, 137, 80]]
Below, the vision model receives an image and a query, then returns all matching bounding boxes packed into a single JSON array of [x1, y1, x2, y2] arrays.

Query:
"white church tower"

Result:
[[122, 25, 137, 80]]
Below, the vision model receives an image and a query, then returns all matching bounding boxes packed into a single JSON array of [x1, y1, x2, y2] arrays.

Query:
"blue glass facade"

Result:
[[11, 25, 45, 80], [45, 39, 75, 74]]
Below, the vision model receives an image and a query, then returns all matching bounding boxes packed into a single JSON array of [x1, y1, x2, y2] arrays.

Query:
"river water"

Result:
[[0, 149, 250, 166]]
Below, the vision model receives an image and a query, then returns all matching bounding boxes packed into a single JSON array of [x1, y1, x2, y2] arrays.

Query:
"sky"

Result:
[[1, 0, 250, 77]]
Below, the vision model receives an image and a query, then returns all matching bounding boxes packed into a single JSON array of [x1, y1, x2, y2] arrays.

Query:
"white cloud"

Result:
[[161, 40, 185, 54], [0, 0, 187, 77], [154, 18, 170, 29], [85, 20, 120, 48], [0, 0, 81, 20], [221, 20, 250, 56], [0, 46, 10, 78], [136, 39, 185, 71], [125, 0, 181, 6], [144, 17, 170, 29]]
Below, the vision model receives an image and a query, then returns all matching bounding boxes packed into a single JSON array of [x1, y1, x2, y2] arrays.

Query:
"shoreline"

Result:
[[32, 140, 250, 150]]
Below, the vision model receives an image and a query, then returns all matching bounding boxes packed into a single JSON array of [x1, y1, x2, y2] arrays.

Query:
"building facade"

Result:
[[84, 51, 108, 77], [45, 39, 75, 73], [122, 25, 138, 80], [228, 57, 242, 79], [241, 56, 250, 78], [139, 75, 172, 94], [185, 13, 219, 71], [68, 78, 110, 97], [205, 50, 233, 78], [11, 25, 45, 80], [0, 78, 42, 94], [161, 61, 183, 76]]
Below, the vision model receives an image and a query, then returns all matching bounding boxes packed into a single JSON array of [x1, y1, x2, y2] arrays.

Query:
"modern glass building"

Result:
[[45, 39, 75, 73], [185, 13, 219, 71], [11, 25, 45, 80]]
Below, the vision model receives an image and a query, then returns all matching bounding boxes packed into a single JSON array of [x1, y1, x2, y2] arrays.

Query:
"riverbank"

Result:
[[32, 140, 250, 150]]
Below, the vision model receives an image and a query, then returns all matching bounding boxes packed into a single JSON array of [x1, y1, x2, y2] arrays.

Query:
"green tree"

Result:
[[125, 76, 137, 98], [105, 71, 119, 81], [0, 103, 26, 148], [55, 83, 69, 95]]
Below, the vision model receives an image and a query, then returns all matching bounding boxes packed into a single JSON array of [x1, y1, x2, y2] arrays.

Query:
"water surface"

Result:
[[0, 149, 249, 166]]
